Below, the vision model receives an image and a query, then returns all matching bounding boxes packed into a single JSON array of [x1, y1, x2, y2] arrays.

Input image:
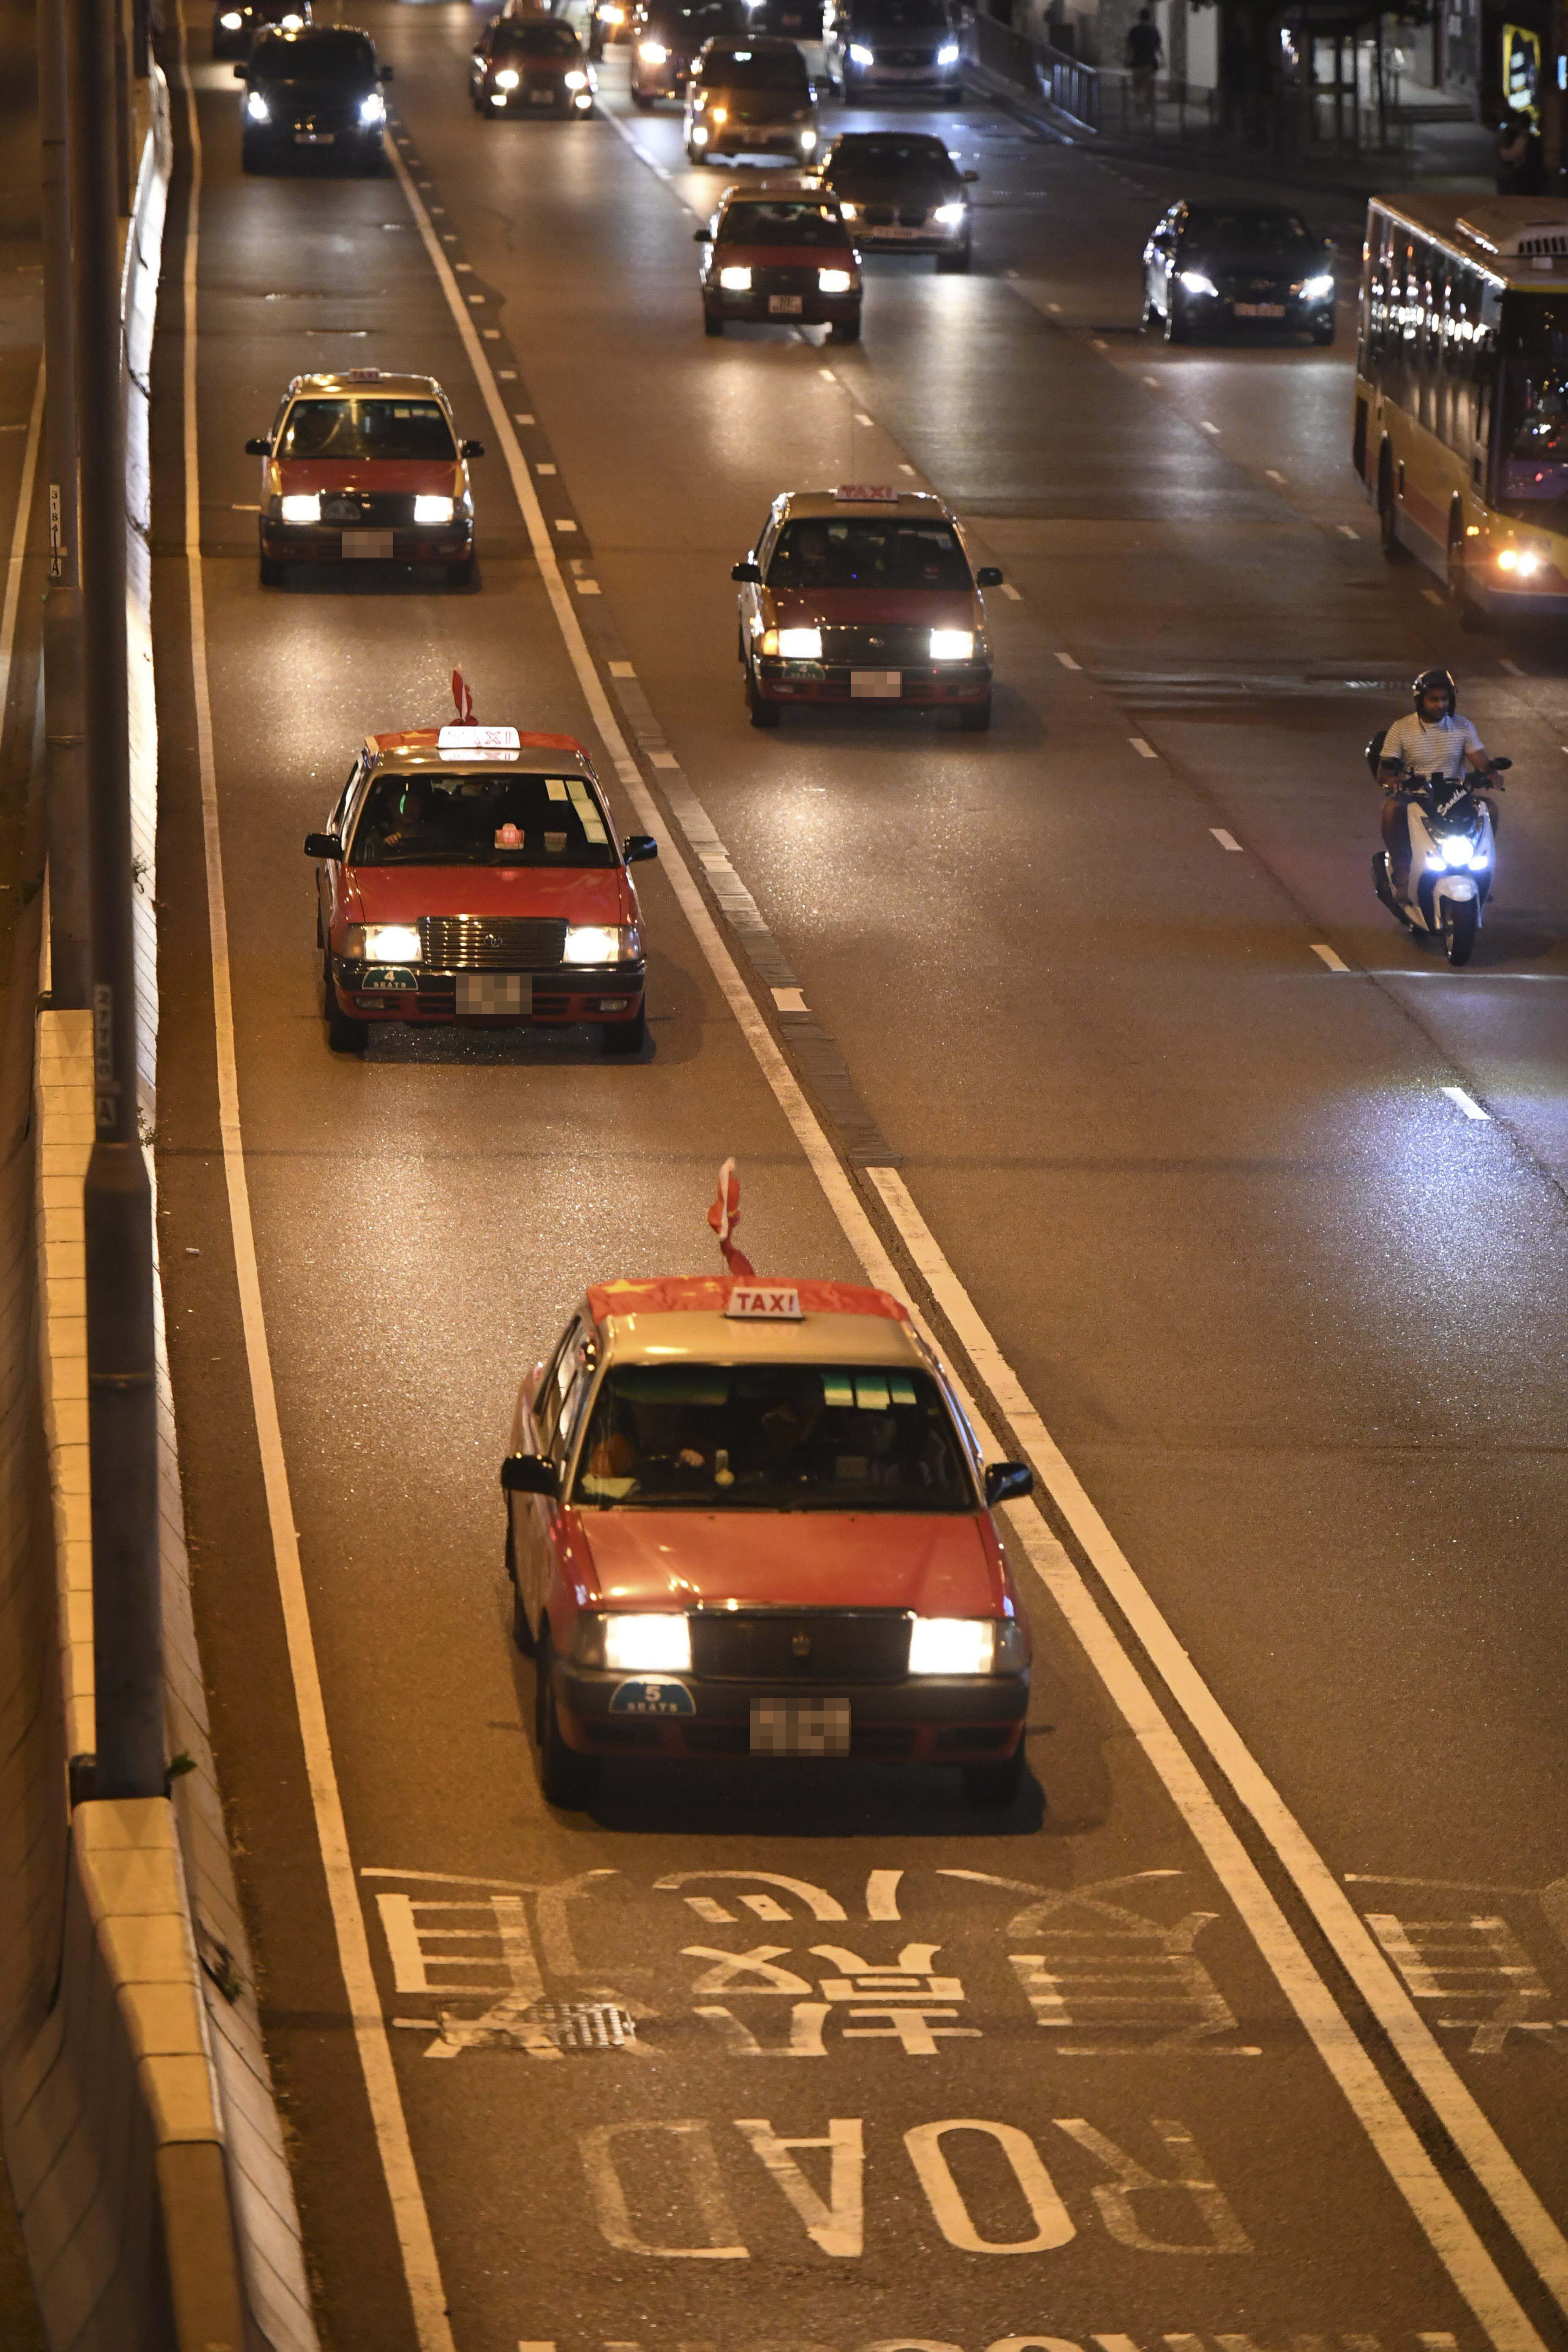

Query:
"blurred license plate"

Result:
[[1233, 301, 1285, 317], [457, 973, 531, 1015], [529, 87, 555, 101], [750, 1698, 851, 1756], [294, 131, 335, 143], [768, 294, 803, 315], [343, 531, 394, 558], [851, 670, 901, 698]]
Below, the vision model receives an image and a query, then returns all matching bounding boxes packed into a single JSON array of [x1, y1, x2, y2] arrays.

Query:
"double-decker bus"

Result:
[[1354, 195, 1568, 623]]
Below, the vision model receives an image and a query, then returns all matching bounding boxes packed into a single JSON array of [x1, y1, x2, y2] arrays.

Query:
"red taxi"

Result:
[[305, 723, 657, 1054], [696, 178, 860, 341], [732, 486, 1004, 731], [246, 370, 485, 587], [501, 1277, 1035, 1810]]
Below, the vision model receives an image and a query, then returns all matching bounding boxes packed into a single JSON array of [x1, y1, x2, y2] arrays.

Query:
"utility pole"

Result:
[[70, 0, 163, 1799], [40, 0, 88, 1013]]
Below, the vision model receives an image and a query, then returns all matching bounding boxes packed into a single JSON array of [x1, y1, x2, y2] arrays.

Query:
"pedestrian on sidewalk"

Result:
[[1125, 4, 1163, 122], [1496, 109, 1545, 194]]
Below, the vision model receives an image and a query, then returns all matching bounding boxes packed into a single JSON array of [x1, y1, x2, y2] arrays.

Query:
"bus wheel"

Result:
[[1448, 517, 1485, 632], [1377, 455, 1408, 564]]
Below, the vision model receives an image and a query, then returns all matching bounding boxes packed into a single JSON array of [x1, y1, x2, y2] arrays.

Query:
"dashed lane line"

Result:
[[1443, 1084, 1492, 1120], [1210, 828, 1244, 851], [1312, 942, 1350, 972]]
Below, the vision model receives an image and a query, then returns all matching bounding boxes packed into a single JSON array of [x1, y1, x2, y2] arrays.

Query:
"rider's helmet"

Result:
[[1413, 666, 1456, 716]]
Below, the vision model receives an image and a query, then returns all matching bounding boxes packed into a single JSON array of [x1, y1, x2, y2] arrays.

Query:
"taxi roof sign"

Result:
[[724, 1284, 804, 1321], [834, 484, 900, 502], [437, 724, 521, 757]]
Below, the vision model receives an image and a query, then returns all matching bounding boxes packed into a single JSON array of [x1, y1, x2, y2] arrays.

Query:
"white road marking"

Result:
[[369, 130, 1562, 2351], [1499, 657, 1524, 676], [1045, 299, 1061, 311], [1442, 1085, 1491, 1121], [513, 412, 535, 425], [904, 2121, 1073, 2252], [496, 368, 516, 379], [819, 367, 837, 381], [482, 328, 500, 341], [1054, 650, 1080, 669], [1141, 373, 1157, 386], [861, 1167, 1558, 2349], [1338, 523, 1360, 538], [898, 462, 916, 476], [1000, 582, 1021, 599], [1311, 943, 1350, 972], [853, 410, 873, 425], [608, 659, 635, 677], [454, 261, 472, 272], [174, 16, 454, 2349], [0, 362, 44, 721], [1199, 419, 1220, 435], [536, 460, 556, 473], [555, 518, 578, 532], [648, 750, 678, 769], [772, 986, 806, 1012], [1210, 828, 1243, 851], [1265, 468, 1286, 483], [1090, 337, 1106, 351], [231, 501, 260, 510], [1423, 588, 1445, 606], [1129, 735, 1157, 757], [576, 578, 601, 594]]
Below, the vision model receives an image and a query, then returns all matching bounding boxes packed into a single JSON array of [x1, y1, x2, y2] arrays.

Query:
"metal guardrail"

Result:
[[965, 9, 1099, 130]]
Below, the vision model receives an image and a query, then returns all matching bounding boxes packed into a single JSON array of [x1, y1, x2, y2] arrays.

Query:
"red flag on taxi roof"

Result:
[[451, 667, 475, 724], [708, 1157, 755, 1281]]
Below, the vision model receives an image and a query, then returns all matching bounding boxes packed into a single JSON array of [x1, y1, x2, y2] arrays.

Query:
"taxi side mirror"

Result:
[[245, 436, 273, 456], [379, 60, 394, 79], [623, 834, 658, 863], [984, 1461, 1032, 1507], [963, 169, 978, 182], [732, 559, 761, 582], [501, 1454, 559, 1496], [303, 832, 342, 860], [976, 565, 1003, 587], [694, 226, 713, 241], [460, 438, 485, 458], [232, 62, 248, 76]]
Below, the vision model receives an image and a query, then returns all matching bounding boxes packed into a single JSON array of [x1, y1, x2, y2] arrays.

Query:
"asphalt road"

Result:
[[150, 14, 1568, 2352]]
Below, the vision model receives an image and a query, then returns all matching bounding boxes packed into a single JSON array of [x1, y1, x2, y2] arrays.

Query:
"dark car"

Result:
[[629, 0, 746, 105], [212, 0, 309, 64], [745, 0, 823, 37], [1142, 201, 1337, 345], [823, 0, 961, 99], [239, 24, 392, 173], [685, 35, 818, 164], [819, 131, 976, 270], [697, 177, 860, 338], [470, 15, 596, 114]]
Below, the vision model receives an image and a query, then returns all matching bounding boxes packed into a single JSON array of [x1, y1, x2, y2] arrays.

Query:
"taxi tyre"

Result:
[[632, 87, 655, 107], [506, 1523, 536, 1653], [829, 314, 862, 343], [1312, 318, 1336, 346], [962, 1749, 1026, 1809], [956, 691, 993, 733], [1162, 294, 1191, 344], [935, 245, 971, 273], [259, 554, 284, 587], [746, 662, 781, 727], [601, 1003, 647, 1054], [324, 955, 368, 1054], [240, 133, 271, 173], [704, 308, 724, 335], [536, 1634, 600, 1808], [447, 556, 476, 587]]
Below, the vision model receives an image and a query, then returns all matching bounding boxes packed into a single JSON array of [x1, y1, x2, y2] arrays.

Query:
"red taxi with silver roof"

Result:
[[305, 710, 656, 1055], [247, 369, 485, 586], [732, 485, 1004, 731], [501, 1272, 1035, 1810]]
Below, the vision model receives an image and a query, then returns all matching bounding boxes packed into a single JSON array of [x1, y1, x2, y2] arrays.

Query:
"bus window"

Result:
[[1497, 294, 1568, 518]]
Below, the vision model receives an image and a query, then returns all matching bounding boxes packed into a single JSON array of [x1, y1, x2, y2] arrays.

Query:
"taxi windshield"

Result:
[[276, 398, 456, 461], [701, 46, 808, 83], [768, 517, 972, 590], [573, 1361, 975, 1511], [493, 20, 580, 51], [350, 770, 618, 866], [719, 203, 849, 247]]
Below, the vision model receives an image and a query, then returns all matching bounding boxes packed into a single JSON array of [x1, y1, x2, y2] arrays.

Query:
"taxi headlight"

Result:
[[564, 923, 640, 965], [220, 11, 244, 26], [777, 626, 822, 658], [848, 40, 874, 62], [933, 201, 965, 226], [799, 128, 817, 149], [565, 67, 588, 86], [719, 264, 753, 290], [710, 104, 727, 121], [359, 90, 385, 123], [908, 1617, 995, 1676], [603, 1613, 691, 1672], [1178, 268, 1218, 297], [839, 200, 859, 219], [691, 122, 709, 142], [494, 65, 520, 85], [279, 490, 320, 523], [414, 493, 455, 524], [245, 90, 271, 121], [930, 628, 974, 660], [1299, 272, 1334, 302], [817, 267, 851, 292], [360, 923, 422, 964], [936, 38, 959, 61], [640, 37, 667, 60]]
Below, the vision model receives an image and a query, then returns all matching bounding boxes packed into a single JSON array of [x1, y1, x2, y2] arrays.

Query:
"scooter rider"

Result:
[[1377, 668, 1491, 893]]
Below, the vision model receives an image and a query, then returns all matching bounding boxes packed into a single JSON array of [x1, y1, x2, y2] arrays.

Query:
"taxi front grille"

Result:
[[749, 266, 829, 295], [816, 623, 939, 665], [1219, 274, 1291, 301], [419, 916, 568, 969], [690, 1610, 912, 1683], [318, 491, 418, 527]]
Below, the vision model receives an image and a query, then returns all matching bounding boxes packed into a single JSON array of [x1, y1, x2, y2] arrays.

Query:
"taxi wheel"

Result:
[[704, 309, 724, 336], [259, 555, 284, 587], [935, 246, 970, 274], [602, 1004, 647, 1055], [962, 1750, 1025, 1809], [632, 87, 654, 107], [535, 1637, 600, 1809], [746, 667, 781, 728], [829, 316, 861, 344], [324, 956, 368, 1055], [506, 1524, 536, 1653], [446, 557, 475, 588], [957, 692, 993, 734]]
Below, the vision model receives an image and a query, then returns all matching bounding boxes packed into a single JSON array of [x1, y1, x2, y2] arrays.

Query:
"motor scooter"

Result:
[[1365, 736, 1510, 967]]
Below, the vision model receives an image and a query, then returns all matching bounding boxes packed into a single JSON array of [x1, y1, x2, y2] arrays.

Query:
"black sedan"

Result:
[[213, 0, 309, 59], [1142, 202, 1337, 346], [819, 130, 977, 271], [239, 24, 393, 173]]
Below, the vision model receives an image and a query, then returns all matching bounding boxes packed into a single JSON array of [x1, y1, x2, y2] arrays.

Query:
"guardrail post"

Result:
[[69, 0, 163, 1802]]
